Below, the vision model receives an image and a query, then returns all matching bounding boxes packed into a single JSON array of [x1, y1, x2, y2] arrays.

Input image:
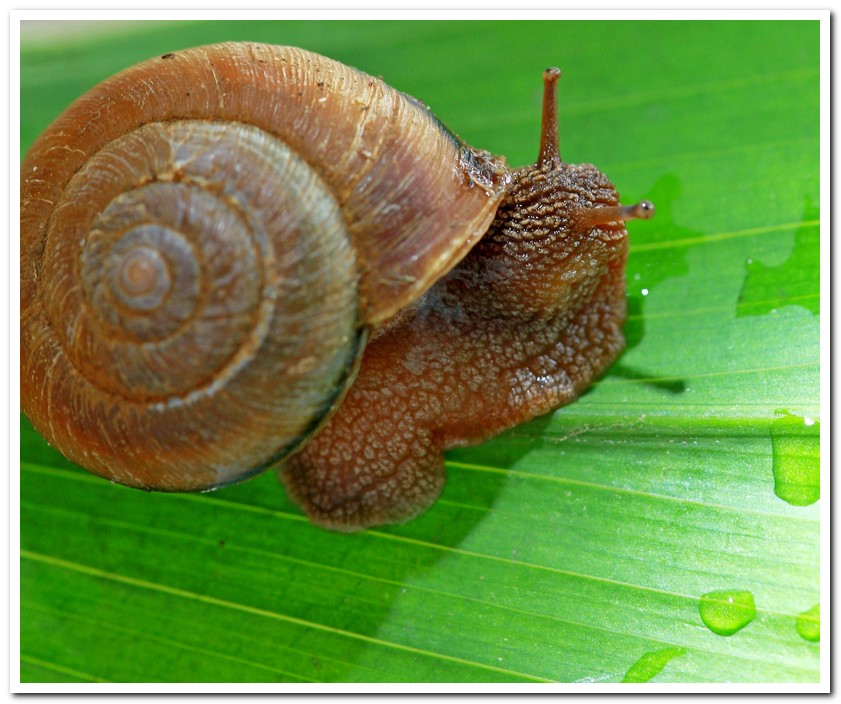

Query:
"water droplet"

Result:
[[634, 273, 641, 280], [771, 410, 820, 506], [795, 603, 820, 642], [622, 647, 686, 683], [641, 288, 649, 296], [699, 589, 756, 636]]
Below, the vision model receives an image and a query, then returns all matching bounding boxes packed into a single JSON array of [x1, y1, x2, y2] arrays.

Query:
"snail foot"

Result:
[[280, 427, 445, 532]]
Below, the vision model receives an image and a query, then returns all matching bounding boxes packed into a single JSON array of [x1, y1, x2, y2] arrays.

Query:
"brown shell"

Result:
[[22, 43, 510, 325], [20, 43, 510, 491]]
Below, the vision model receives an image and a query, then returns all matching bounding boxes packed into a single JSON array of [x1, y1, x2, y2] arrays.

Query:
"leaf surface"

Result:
[[19, 19, 821, 684]]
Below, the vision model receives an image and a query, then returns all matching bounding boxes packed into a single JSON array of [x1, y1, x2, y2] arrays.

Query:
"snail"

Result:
[[20, 42, 654, 531]]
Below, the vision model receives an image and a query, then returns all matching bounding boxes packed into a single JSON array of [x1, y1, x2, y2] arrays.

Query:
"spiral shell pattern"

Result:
[[24, 118, 361, 490], [20, 43, 508, 490]]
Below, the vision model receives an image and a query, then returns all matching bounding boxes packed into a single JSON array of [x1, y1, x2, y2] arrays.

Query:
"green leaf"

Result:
[[20, 19, 821, 684]]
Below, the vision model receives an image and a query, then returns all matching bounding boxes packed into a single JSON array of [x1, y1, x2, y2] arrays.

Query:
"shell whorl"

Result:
[[25, 119, 362, 490], [20, 43, 509, 491]]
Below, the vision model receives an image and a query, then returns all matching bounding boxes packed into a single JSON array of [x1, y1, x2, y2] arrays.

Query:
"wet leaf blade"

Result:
[[19, 19, 821, 684]]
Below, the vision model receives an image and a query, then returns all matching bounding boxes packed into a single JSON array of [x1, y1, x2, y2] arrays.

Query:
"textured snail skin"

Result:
[[281, 68, 654, 530], [283, 162, 631, 530], [20, 43, 507, 491]]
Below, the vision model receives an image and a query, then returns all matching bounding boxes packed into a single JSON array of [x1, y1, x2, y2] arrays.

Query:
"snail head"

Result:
[[467, 67, 655, 320], [539, 67, 653, 235], [492, 67, 654, 249]]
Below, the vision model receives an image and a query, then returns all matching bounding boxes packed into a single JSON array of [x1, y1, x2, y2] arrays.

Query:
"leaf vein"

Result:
[[20, 550, 552, 683]]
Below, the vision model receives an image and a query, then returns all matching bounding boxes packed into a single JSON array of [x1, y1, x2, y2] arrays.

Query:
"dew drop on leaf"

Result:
[[699, 590, 756, 636], [622, 646, 686, 683], [770, 410, 820, 506], [795, 603, 820, 642]]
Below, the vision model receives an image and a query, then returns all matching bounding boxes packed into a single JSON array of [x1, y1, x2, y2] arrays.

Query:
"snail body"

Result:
[[20, 43, 653, 530]]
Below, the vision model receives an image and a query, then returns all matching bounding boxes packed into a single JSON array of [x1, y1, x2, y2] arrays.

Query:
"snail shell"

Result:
[[20, 43, 510, 491]]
